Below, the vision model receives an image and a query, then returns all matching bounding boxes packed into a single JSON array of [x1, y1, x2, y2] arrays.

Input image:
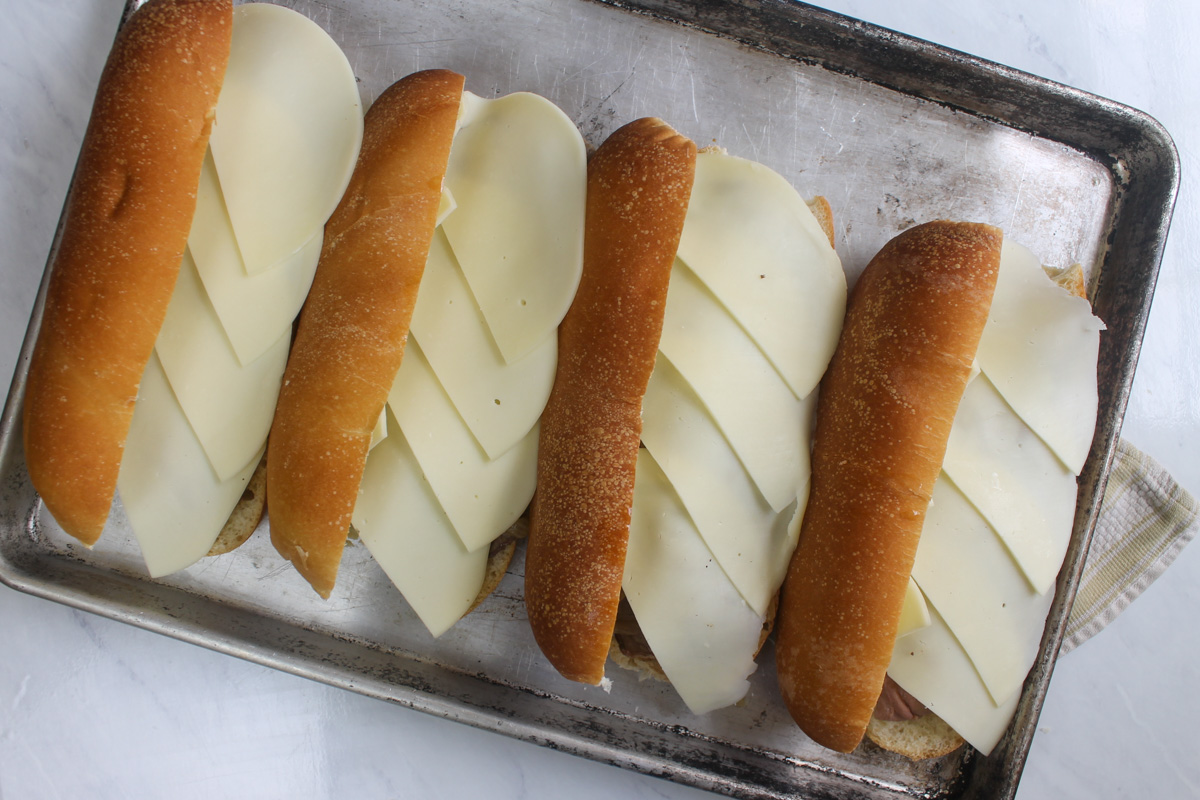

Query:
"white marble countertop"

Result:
[[2, 1, 1197, 798]]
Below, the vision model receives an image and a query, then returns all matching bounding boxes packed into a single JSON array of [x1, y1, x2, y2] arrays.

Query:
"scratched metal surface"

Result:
[[0, 1, 1177, 799]]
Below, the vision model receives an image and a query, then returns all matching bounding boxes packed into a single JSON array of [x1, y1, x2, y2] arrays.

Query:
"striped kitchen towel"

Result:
[[1060, 439, 1199, 654]]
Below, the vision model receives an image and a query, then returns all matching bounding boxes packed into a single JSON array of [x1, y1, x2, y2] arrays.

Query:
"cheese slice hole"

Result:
[[441, 91, 586, 364]]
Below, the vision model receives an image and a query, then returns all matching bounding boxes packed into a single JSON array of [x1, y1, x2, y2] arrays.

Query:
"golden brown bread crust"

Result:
[[808, 196, 836, 248], [266, 70, 464, 599], [22, 0, 231, 545], [774, 221, 1002, 753], [525, 118, 696, 685], [864, 259, 1089, 761]]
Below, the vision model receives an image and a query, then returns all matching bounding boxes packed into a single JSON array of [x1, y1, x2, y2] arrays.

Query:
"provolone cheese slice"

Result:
[[624, 449, 762, 715], [155, 252, 289, 482], [188, 150, 322, 366], [118, 353, 262, 577], [914, 478, 1056, 706], [940, 374, 1078, 595], [209, 3, 362, 275], [888, 606, 1019, 756], [657, 259, 810, 512], [640, 358, 801, 616], [387, 340, 537, 552], [410, 229, 556, 459], [975, 241, 1103, 474], [368, 407, 388, 451], [897, 577, 932, 639], [437, 186, 457, 227], [890, 243, 1102, 750], [440, 91, 586, 363], [354, 412, 489, 638], [675, 151, 845, 399]]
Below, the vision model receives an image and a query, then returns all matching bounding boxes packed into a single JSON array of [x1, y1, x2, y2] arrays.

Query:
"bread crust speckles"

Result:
[[775, 220, 1001, 753], [23, 0, 233, 545], [266, 70, 464, 599], [525, 119, 696, 685]]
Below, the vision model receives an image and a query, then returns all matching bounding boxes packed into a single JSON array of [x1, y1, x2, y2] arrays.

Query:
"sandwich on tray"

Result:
[[525, 118, 848, 714], [775, 221, 1104, 758], [22, 0, 364, 575]]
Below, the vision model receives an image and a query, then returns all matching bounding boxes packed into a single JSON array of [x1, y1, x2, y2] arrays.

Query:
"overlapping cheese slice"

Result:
[[897, 577, 932, 638], [657, 263, 813, 513], [941, 375, 1078, 595], [153, 252, 290, 482], [354, 90, 586, 637], [441, 91, 587, 363], [368, 408, 389, 451], [888, 242, 1103, 755], [387, 342, 538, 553], [887, 605, 1022, 757], [409, 230, 557, 460], [187, 151, 323, 367], [207, 3, 363, 275], [624, 450, 763, 715], [119, 354, 264, 578], [353, 409, 489, 639], [639, 357, 802, 618], [118, 5, 363, 577], [624, 150, 846, 714], [914, 478, 1057, 708], [976, 242, 1103, 474], [675, 154, 845, 399]]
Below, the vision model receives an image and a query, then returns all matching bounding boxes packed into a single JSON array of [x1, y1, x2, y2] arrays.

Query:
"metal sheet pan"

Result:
[[0, 1, 1178, 798]]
